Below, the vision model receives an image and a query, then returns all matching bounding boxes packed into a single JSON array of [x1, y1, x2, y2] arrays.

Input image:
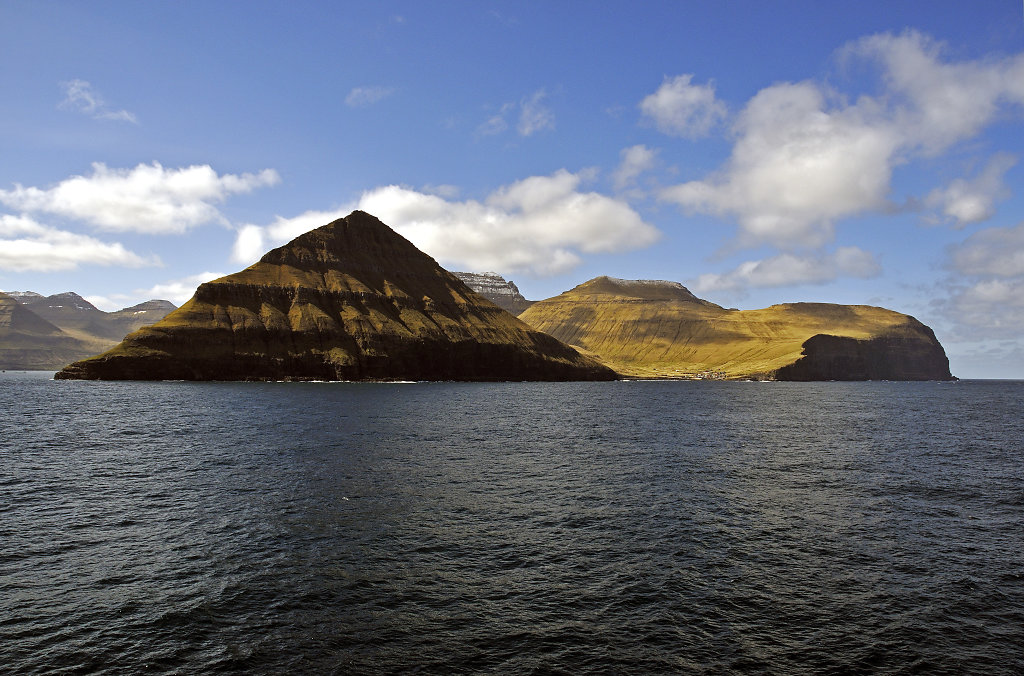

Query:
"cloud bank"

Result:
[[0, 214, 157, 272], [692, 247, 880, 294], [232, 170, 660, 276], [0, 162, 280, 234]]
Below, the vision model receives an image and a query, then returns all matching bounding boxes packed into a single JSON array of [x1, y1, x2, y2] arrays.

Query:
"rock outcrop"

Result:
[[56, 212, 616, 381], [452, 272, 534, 315], [518, 276, 954, 380]]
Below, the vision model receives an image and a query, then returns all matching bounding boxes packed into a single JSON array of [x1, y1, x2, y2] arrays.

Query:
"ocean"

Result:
[[2, 372, 1022, 674]]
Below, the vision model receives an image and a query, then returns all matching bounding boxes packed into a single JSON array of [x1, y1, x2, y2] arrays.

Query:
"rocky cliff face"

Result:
[[452, 272, 534, 315], [56, 212, 615, 381], [519, 277, 954, 380]]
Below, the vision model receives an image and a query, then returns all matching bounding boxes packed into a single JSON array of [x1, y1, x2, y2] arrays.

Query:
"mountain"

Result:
[[518, 276, 954, 380], [452, 272, 535, 315], [16, 292, 178, 341], [0, 292, 98, 370], [56, 211, 616, 381], [0, 292, 177, 370]]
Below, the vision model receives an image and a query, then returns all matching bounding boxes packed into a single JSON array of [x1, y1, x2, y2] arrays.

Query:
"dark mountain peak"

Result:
[[57, 212, 615, 381]]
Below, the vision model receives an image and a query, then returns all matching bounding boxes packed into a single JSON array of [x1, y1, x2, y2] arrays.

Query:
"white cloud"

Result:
[[639, 74, 727, 138], [661, 81, 900, 249], [925, 154, 1016, 227], [0, 214, 158, 272], [232, 170, 660, 276], [59, 79, 138, 124], [844, 30, 1024, 154], [950, 221, 1024, 278], [518, 89, 555, 136], [0, 162, 280, 234], [345, 86, 396, 107], [661, 31, 1024, 250], [138, 271, 227, 305], [692, 247, 881, 293], [612, 145, 659, 191]]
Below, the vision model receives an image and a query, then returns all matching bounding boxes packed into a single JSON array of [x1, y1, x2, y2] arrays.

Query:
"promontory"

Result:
[[517, 276, 954, 381]]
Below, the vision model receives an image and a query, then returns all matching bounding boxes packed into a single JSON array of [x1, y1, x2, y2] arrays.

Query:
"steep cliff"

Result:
[[56, 212, 615, 381], [452, 272, 535, 315], [518, 276, 953, 380]]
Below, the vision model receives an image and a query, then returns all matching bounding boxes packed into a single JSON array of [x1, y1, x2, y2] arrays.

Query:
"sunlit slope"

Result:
[[56, 212, 615, 381], [518, 277, 953, 380]]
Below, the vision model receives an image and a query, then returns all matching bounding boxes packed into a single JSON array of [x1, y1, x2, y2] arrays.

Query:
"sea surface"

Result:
[[1, 372, 1022, 675]]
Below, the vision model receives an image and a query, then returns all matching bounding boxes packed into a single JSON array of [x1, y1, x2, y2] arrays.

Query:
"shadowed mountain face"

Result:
[[56, 212, 616, 381], [518, 276, 954, 380]]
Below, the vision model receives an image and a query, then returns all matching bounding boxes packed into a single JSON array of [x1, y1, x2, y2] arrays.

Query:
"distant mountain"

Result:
[[452, 272, 535, 315], [0, 292, 98, 370], [518, 276, 954, 381], [56, 211, 616, 381], [0, 292, 177, 370]]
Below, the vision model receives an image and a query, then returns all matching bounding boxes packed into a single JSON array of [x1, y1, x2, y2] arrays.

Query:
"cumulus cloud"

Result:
[[844, 31, 1024, 154], [612, 145, 659, 191], [660, 31, 1024, 250], [925, 154, 1016, 227], [692, 247, 881, 293], [639, 74, 727, 138], [231, 170, 660, 275], [138, 271, 227, 305], [59, 79, 138, 124], [660, 81, 900, 249], [345, 86, 396, 107], [518, 89, 555, 136], [0, 214, 158, 272], [0, 162, 280, 234]]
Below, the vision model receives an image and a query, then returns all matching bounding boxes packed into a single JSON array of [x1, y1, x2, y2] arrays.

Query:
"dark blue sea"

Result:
[[1, 372, 1022, 674]]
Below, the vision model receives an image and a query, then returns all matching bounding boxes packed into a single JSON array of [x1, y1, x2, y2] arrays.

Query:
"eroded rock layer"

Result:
[[452, 272, 534, 315], [56, 212, 615, 381], [518, 276, 953, 380]]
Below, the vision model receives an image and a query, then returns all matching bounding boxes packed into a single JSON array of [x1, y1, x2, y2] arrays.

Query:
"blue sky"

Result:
[[2, 1, 1024, 378]]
